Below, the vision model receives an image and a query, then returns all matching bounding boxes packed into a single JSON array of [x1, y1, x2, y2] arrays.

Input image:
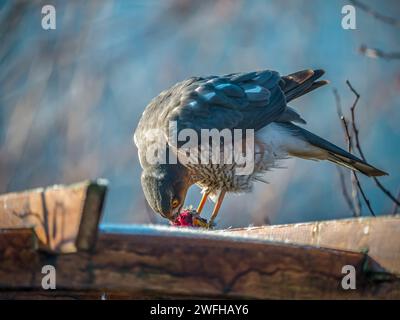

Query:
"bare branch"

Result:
[[353, 171, 375, 216], [347, 80, 362, 159], [351, 172, 362, 216], [333, 88, 360, 216], [337, 82, 375, 216], [349, 0, 400, 27], [333, 89, 353, 152], [346, 80, 400, 208], [359, 45, 400, 61], [374, 178, 400, 208], [336, 167, 358, 216], [392, 188, 400, 215]]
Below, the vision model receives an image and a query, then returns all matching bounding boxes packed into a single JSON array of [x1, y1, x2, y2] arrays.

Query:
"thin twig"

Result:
[[336, 166, 357, 216], [333, 88, 360, 216], [374, 178, 400, 208], [346, 81, 361, 154], [346, 80, 400, 209], [392, 188, 400, 215], [353, 172, 375, 216], [344, 81, 375, 216], [349, 0, 400, 27], [333, 88, 353, 152], [359, 45, 400, 61], [350, 172, 362, 216]]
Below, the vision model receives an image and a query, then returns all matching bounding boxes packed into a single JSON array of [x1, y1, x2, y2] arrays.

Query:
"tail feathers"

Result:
[[281, 69, 329, 102], [277, 122, 388, 177], [326, 152, 387, 177]]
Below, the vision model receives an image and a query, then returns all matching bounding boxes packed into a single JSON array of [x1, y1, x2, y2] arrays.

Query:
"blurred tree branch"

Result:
[[334, 85, 375, 216], [351, 1, 400, 61], [346, 81, 400, 211], [335, 80, 400, 216], [349, 0, 400, 27], [359, 45, 400, 61], [392, 189, 400, 215], [333, 88, 360, 217], [344, 81, 375, 216]]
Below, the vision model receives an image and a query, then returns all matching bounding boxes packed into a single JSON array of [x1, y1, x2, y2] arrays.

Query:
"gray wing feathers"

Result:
[[167, 70, 287, 135], [136, 68, 327, 153], [276, 106, 307, 124]]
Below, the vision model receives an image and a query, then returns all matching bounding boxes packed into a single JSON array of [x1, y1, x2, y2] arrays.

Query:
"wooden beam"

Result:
[[0, 180, 107, 253], [0, 225, 399, 299], [0, 228, 37, 251], [0, 228, 39, 288], [226, 215, 400, 276]]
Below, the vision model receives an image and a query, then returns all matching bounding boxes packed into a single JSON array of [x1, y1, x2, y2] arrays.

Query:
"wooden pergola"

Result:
[[1, 180, 399, 299]]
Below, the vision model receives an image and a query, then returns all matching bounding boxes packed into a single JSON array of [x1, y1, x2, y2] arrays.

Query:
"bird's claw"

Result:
[[172, 208, 216, 229], [192, 216, 209, 228], [202, 218, 216, 230], [206, 221, 215, 230]]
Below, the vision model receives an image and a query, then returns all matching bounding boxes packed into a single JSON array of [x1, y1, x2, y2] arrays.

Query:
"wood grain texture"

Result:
[[0, 228, 39, 288], [0, 225, 399, 299], [0, 180, 107, 252], [226, 215, 400, 276]]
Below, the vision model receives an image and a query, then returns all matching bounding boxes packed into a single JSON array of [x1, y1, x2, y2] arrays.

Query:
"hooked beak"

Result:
[[165, 204, 183, 221]]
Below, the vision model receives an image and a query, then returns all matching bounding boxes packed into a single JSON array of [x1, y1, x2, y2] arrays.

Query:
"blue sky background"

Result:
[[0, 0, 399, 227]]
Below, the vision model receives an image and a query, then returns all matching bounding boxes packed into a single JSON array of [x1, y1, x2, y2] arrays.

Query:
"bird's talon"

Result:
[[192, 216, 209, 228], [206, 222, 215, 230]]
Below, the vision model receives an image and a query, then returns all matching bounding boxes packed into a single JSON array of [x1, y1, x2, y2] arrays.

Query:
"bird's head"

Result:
[[141, 164, 191, 221]]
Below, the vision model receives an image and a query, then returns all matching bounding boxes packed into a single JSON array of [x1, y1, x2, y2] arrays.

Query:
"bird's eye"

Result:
[[171, 199, 180, 208]]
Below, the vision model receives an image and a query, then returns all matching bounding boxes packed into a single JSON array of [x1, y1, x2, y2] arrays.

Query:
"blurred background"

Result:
[[0, 0, 399, 228]]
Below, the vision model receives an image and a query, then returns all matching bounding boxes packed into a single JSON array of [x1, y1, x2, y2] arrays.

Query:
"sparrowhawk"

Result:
[[134, 69, 387, 226]]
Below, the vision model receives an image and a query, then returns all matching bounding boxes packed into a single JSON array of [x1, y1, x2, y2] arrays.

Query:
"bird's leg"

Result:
[[196, 191, 209, 215], [207, 191, 226, 229]]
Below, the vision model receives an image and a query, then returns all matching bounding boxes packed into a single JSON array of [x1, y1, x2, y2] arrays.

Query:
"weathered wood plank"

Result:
[[0, 180, 107, 253], [0, 225, 399, 299], [0, 228, 39, 288], [226, 215, 400, 275], [0, 228, 37, 251]]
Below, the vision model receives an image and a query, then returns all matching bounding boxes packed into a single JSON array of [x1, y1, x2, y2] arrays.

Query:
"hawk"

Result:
[[134, 69, 387, 227]]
